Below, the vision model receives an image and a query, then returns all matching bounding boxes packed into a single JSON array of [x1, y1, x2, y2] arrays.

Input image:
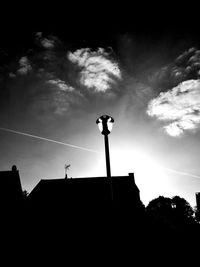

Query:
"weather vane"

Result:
[[65, 164, 71, 179]]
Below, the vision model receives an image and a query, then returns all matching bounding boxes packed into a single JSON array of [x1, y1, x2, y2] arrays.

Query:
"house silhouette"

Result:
[[0, 165, 23, 212], [27, 173, 146, 262], [28, 173, 144, 228], [0, 165, 145, 242]]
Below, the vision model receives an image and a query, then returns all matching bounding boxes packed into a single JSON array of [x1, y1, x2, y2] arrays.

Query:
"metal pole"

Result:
[[104, 134, 113, 202], [104, 134, 111, 177]]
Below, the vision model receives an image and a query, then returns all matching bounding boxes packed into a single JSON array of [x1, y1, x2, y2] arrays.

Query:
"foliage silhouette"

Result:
[[171, 196, 194, 224], [194, 206, 200, 222], [146, 195, 196, 233]]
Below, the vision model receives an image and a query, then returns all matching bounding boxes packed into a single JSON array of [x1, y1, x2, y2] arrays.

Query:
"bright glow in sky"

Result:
[[2, 32, 200, 209], [92, 147, 175, 206]]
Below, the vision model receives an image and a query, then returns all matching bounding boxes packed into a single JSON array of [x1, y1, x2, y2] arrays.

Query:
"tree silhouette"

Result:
[[146, 195, 196, 232], [171, 196, 194, 219], [194, 206, 200, 223], [146, 196, 173, 229]]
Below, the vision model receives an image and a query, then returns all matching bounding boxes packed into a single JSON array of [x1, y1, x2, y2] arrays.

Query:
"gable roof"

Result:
[[28, 173, 140, 209]]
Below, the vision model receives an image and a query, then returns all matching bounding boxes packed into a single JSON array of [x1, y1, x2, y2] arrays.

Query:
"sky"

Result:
[[1, 4, 200, 207]]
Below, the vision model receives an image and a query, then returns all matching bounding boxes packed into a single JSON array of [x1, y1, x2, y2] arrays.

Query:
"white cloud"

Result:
[[147, 79, 200, 136], [68, 48, 121, 92], [164, 122, 184, 137], [17, 56, 32, 75], [46, 79, 74, 92]]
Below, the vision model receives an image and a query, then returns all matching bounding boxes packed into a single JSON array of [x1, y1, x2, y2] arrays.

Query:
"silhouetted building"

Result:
[[0, 165, 23, 212], [24, 173, 147, 261], [28, 173, 144, 224]]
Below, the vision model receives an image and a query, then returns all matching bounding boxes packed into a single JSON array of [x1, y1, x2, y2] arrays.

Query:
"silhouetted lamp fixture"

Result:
[[96, 115, 114, 178]]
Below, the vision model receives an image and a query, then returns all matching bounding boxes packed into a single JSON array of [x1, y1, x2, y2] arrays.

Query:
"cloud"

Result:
[[46, 79, 74, 92], [29, 78, 84, 119], [17, 56, 32, 75], [147, 79, 200, 136], [41, 38, 55, 49], [68, 48, 121, 92], [30, 91, 69, 117], [9, 72, 16, 78], [35, 32, 56, 49], [148, 47, 200, 92], [7, 52, 84, 120], [173, 47, 200, 79], [4, 35, 124, 123]]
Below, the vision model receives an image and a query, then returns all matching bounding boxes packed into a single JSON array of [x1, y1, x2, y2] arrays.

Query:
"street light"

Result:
[[96, 115, 114, 178], [96, 115, 114, 202]]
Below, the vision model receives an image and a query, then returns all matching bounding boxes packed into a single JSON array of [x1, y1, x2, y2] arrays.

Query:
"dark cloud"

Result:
[[0, 33, 124, 125], [17, 56, 32, 75], [148, 47, 200, 92], [35, 32, 63, 50], [31, 81, 83, 119], [4, 32, 194, 129]]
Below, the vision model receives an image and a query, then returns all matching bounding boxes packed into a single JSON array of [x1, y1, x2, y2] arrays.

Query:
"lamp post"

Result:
[[96, 115, 114, 201]]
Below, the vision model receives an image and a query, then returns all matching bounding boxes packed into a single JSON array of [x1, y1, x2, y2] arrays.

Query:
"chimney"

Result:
[[128, 173, 135, 182], [12, 165, 18, 172]]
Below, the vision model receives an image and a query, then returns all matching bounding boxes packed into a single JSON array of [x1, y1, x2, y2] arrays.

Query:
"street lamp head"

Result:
[[96, 115, 114, 135]]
